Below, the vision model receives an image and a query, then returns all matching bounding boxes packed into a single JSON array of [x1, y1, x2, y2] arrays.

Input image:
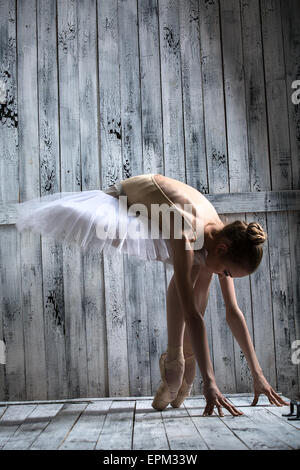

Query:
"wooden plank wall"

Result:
[[0, 0, 299, 400]]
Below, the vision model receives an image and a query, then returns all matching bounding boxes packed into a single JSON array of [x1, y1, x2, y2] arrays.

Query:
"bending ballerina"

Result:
[[16, 173, 288, 416]]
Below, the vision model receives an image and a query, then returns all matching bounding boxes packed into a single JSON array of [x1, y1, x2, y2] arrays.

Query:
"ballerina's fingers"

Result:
[[270, 389, 289, 406], [266, 393, 276, 405], [203, 403, 215, 417], [251, 393, 259, 406], [215, 399, 224, 417], [268, 389, 285, 406], [267, 391, 281, 406], [219, 397, 243, 416]]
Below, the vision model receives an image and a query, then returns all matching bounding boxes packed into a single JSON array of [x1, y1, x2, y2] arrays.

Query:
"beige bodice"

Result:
[[120, 173, 205, 249]]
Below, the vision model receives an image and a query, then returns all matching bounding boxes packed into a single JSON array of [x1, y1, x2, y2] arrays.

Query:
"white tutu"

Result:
[[15, 184, 176, 264]]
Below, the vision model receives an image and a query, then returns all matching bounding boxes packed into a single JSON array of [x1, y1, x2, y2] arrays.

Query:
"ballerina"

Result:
[[16, 173, 289, 416]]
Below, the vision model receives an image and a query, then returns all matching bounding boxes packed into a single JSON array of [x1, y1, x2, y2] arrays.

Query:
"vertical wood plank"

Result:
[[260, 0, 292, 190], [78, 0, 107, 398], [179, 0, 208, 194], [138, 0, 164, 175], [246, 213, 276, 389], [158, 0, 185, 179], [267, 210, 298, 396], [146, 262, 169, 395], [240, 0, 275, 390], [138, 0, 168, 397], [0, 0, 18, 203], [0, 227, 25, 400], [124, 258, 152, 396], [118, 0, 143, 177], [198, 0, 228, 193], [17, 0, 47, 400], [240, 0, 271, 192], [37, 0, 68, 400], [118, 0, 148, 397], [0, 0, 19, 401], [281, 0, 300, 191], [97, 0, 129, 396], [220, 0, 249, 192], [57, 0, 88, 398], [288, 210, 300, 396]]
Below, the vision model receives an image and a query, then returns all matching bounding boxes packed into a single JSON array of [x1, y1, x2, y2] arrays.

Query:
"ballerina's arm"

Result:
[[219, 274, 289, 406]]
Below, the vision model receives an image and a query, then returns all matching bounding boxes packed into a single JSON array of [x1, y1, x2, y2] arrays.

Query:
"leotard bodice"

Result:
[[120, 173, 206, 252]]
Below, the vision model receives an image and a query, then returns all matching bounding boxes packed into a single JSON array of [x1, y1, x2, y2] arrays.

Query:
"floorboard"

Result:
[[0, 394, 298, 450]]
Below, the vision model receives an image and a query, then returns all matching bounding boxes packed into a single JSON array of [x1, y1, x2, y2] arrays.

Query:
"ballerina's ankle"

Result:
[[166, 345, 184, 362]]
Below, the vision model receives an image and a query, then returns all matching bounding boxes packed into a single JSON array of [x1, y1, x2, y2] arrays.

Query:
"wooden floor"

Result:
[[0, 394, 299, 450]]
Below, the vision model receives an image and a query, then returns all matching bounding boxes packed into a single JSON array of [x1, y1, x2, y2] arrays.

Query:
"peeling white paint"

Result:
[[0, 340, 6, 364]]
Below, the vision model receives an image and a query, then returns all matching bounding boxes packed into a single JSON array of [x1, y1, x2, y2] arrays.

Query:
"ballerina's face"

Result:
[[204, 246, 250, 279]]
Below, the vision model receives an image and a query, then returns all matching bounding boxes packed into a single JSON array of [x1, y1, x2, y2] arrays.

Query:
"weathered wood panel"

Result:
[[240, 0, 271, 192], [98, 0, 129, 397], [159, 0, 185, 179], [220, 0, 249, 193], [38, 0, 68, 400], [199, 0, 228, 193], [281, 0, 300, 191], [1, 394, 298, 450], [179, 0, 208, 194], [118, 0, 151, 397], [0, 0, 18, 401], [138, 0, 169, 397], [261, 0, 292, 190], [0, 0, 299, 401], [246, 212, 277, 389], [18, 0, 47, 400], [78, 0, 107, 399], [0, 227, 25, 401], [0, 0, 18, 204], [57, 0, 88, 398]]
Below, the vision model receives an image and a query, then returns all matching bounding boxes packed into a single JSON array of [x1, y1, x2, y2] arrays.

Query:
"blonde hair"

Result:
[[218, 220, 267, 273]]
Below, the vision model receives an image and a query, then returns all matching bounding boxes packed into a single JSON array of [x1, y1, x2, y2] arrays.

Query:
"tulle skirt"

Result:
[[15, 183, 175, 265]]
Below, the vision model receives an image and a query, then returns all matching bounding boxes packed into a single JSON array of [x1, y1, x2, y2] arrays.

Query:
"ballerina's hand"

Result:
[[203, 381, 244, 417], [251, 374, 289, 407]]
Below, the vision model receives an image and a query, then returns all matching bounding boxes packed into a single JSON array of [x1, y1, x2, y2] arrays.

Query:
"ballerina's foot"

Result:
[[171, 354, 196, 408], [151, 353, 185, 411]]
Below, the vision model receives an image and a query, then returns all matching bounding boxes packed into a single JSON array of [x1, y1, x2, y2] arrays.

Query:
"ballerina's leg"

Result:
[[166, 277, 196, 386]]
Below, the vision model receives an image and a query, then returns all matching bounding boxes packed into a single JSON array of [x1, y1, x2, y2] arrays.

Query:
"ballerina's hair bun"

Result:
[[246, 222, 267, 245]]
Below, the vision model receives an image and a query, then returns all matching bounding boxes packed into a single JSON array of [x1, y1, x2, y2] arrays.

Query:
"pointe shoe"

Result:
[[170, 354, 196, 408], [152, 351, 185, 411]]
